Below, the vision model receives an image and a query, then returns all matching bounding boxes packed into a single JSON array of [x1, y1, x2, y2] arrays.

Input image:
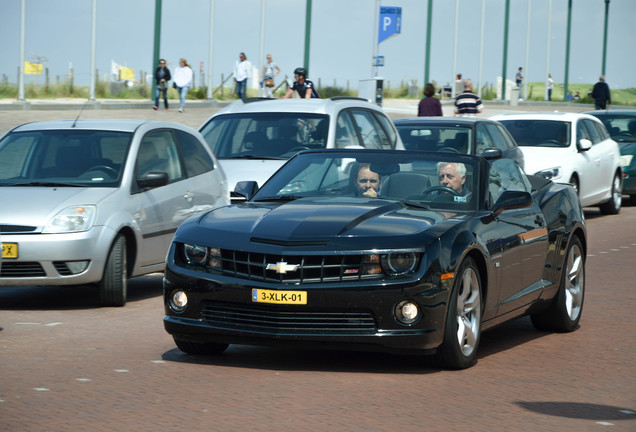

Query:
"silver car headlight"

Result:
[[43, 205, 96, 233], [381, 253, 419, 276], [535, 167, 561, 180]]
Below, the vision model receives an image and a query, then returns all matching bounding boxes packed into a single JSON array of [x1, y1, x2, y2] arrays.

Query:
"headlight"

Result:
[[395, 300, 420, 325], [43, 205, 96, 233], [535, 167, 561, 180], [620, 154, 633, 167], [183, 244, 208, 265], [168, 290, 188, 313], [381, 253, 419, 276]]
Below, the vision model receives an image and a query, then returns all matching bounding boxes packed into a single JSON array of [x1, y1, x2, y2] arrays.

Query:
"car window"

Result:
[[395, 125, 472, 153], [583, 119, 602, 144], [499, 120, 570, 147], [372, 111, 398, 148], [335, 111, 361, 148], [0, 134, 38, 179], [136, 130, 184, 182], [594, 115, 636, 141], [350, 110, 389, 149], [485, 124, 510, 151], [476, 124, 494, 154], [489, 158, 531, 206], [576, 119, 592, 143], [594, 121, 610, 140], [175, 130, 215, 177]]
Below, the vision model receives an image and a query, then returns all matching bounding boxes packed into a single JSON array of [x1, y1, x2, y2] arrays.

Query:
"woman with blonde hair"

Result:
[[173, 58, 193, 113]]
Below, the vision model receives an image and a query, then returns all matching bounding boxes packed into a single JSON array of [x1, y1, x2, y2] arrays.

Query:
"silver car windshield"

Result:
[[0, 130, 132, 187], [253, 152, 479, 211], [499, 120, 571, 147], [200, 112, 329, 159]]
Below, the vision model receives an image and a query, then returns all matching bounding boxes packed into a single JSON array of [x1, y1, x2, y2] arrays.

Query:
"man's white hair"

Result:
[[437, 161, 466, 177]]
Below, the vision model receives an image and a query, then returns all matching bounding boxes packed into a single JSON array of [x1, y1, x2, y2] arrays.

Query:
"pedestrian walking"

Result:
[[234, 52, 252, 99], [547, 73, 554, 101], [454, 79, 483, 116], [418, 83, 443, 117], [261, 54, 280, 98], [153, 59, 171, 110], [173, 58, 193, 113], [591, 75, 611, 110], [516, 67, 524, 100]]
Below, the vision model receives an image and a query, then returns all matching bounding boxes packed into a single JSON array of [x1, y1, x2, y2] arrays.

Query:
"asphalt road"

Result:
[[1, 102, 635, 431]]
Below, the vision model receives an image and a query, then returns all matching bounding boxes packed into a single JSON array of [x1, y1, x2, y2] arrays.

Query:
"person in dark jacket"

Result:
[[153, 59, 171, 110], [591, 75, 611, 110], [418, 83, 443, 116]]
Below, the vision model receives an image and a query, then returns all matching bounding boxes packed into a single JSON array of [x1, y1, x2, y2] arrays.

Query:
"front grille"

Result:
[[216, 250, 382, 284], [53, 262, 72, 276], [0, 224, 37, 233], [0, 262, 46, 277], [201, 302, 377, 334]]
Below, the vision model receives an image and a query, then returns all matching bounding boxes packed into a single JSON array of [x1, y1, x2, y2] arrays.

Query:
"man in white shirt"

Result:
[[234, 52, 251, 99]]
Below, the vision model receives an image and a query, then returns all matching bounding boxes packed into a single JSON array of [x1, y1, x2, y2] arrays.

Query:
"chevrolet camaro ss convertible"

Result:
[[162, 149, 587, 369]]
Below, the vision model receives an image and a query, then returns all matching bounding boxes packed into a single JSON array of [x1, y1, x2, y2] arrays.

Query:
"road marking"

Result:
[[76, 378, 92, 382], [611, 249, 620, 252], [34, 388, 49, 391], [619, 410, 635, 414], [620, 246, 629, 249], [16, 322, 41, 325], [600, 251, 609, 254], [151, 360, 165, 364], [588, 254, 596, 257], [0, 399, 4, 402], [45, 322, 63, 326], [114, 369, 129, 373], [596, 421, 614, 426]]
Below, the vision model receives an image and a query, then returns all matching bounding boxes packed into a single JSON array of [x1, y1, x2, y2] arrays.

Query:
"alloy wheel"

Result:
[[455, 267, 481, 356]]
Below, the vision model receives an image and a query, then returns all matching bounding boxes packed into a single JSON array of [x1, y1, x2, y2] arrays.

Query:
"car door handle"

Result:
[[534, 215, 544, 227], [184, 192, 194, 202]]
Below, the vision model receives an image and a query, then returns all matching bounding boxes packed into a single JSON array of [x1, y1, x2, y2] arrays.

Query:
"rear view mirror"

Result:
[[492, 190, 532, 213], [578, 138, 592, 151], [481, 148, 503, 160], [233, 181, 259, 200], [137, 172, 169, 189]]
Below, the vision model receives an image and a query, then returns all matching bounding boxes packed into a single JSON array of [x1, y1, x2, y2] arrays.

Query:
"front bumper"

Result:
[[162, 259, 451, 354], [0, 226, 115, 286]]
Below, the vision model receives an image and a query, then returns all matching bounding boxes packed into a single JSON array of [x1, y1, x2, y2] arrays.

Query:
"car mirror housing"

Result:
[[481, 148, 503, 160], [578, 138, 592, 152], [137, 172, 169, 189], [492, 190, 533, 213], [234, 181, 259, 200]]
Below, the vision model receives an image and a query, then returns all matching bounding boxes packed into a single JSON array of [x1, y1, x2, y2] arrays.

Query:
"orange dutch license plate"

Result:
[[2, 243, 18, 259], [252, 289, 307, 305]]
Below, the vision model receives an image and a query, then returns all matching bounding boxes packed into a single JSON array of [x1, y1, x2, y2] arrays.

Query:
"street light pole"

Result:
[[602, 0, 610, 76], [151, 0, 162, 102], [424, 0, 433, 86], [563, 0, 572, 102], [451, 0, 459, 98], [18, 0, 26, 101], [89, 0, 97, 101], [501, 0, 510, 101], [304, 0, 312, 71], [477, 0, 485, 97], [207, 0, 215, 99]]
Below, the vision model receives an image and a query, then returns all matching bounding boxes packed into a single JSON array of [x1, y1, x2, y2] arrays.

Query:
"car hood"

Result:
[[519, 146, 574, 175], [178, 197, 464, 250], [219, 159, 286, 192], [0, 187, 115, 228]]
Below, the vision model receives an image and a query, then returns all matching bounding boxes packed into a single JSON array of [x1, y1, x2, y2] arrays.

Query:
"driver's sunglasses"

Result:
[[358, 179, 378, 183]]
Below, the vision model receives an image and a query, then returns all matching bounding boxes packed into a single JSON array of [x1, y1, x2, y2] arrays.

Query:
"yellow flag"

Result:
[[120, 66, 134, 80], [24, 61, 43, 75]]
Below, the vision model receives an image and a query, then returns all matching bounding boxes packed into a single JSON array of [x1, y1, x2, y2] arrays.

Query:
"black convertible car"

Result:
[[163, 149, 587, 369]]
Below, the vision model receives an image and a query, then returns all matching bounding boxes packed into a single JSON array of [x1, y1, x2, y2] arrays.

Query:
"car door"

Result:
[[488, 158, 549, 315], [575, 119, 603, 204], [584, 118, 617, 199]]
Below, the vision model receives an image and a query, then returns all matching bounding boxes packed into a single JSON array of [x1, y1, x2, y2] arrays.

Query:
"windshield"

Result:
[[200, 112, 329, 159], [594, 114, 636, 143], [396, 125, 473, 153], [499, 119, 570, 147], [253, 151, 479, 211], [0, 130, 132, 187]]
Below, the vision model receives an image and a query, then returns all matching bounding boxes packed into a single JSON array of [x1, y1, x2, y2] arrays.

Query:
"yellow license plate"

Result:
[[252, 289, 307, 305], [2, 243, 18, 259]]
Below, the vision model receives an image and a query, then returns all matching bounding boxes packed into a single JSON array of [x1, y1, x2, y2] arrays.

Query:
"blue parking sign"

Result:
[[378, 6, 402, 44]]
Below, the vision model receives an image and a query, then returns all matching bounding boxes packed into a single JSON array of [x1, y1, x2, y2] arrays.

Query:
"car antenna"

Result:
[[71, 100, 90, 128]]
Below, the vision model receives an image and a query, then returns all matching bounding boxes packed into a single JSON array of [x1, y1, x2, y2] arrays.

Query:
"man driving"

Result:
[[356, 163, 381, 198], [438, 162, 467, 194]]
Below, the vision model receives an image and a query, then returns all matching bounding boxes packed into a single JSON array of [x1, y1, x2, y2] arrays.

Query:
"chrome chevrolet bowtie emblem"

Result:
[[266, 261, 300, 274]]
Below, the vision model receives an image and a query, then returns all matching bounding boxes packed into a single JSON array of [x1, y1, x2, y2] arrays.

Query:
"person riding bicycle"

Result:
[[284, 67, 320, 99]]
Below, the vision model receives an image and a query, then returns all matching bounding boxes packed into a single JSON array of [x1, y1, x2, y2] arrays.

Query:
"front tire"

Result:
[[174, 337, 229, 355], [531, 236, 585, 332], [599, 173, 622, 214], [436, 257, 482, 369], [99, 234, 127, 307]]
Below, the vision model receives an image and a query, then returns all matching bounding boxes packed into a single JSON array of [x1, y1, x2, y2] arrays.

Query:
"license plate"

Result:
[[2, 243, 18, 259], [252, 289, 307, 305]]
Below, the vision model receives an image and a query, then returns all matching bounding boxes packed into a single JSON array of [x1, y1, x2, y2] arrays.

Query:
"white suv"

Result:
[[491, 112, 622, 214], [199, 97, 404, 194]]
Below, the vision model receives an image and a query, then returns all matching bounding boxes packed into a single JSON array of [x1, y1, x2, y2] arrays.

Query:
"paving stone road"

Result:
[[1, 101, 635, 431]]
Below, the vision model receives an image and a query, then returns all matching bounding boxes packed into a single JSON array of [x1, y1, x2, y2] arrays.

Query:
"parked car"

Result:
[[162, 149, 586, 369], [491, 112, 622, 214], [393, 117, 524, 170], [199, 97, 404, 196], [0, 119, 228, 306], [584, 110, 636, 205]]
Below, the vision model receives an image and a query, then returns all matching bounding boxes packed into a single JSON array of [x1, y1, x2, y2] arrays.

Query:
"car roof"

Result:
[[393, 117, 497, 127], [10, 119, 170, 133], [490, 112, 599, 122], [210, 97, 385, 117]]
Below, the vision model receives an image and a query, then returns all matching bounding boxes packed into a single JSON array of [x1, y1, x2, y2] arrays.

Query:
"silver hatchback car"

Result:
[[0, 119, 228, 306]]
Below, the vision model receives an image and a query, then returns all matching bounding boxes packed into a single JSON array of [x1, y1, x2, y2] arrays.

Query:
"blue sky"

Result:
[[1, 0, 634, 91]]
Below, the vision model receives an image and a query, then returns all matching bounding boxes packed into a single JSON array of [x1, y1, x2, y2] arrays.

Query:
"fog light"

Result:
[[65, 260, 90, 274], [169, 290, 188, 313], [395, 301, 420, 325]]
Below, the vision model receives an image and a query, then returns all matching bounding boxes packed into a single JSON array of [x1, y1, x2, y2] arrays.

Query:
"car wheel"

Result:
[[531, 236, 585, 332], [173, 337, 229, 355], [599, 173, 622, 214], [99, 234, 127, 307], [569, 175, 579, 196], [436, 257, 482, 369]]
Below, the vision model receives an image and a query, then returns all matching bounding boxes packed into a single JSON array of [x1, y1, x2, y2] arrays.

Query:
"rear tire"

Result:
[[436, 257, 482, 369], [173, 337, 228, 355], [599, 173, 622, 214], [531, 236, 585, 332], [99, 234, 127, 307]]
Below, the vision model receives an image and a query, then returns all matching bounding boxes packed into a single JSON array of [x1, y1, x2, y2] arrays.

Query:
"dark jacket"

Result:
[[418, 97, 443, 116], [155, 67, 171, 84], [591, 81, 611, 105]]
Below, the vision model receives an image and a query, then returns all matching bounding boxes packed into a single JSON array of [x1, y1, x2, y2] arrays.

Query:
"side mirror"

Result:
[[481, 148, 503, 160], [492, 190, 532, 213], [233, 181, 259, 200], [578, 138, 592, 152], [137, 172, 169, 189]]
